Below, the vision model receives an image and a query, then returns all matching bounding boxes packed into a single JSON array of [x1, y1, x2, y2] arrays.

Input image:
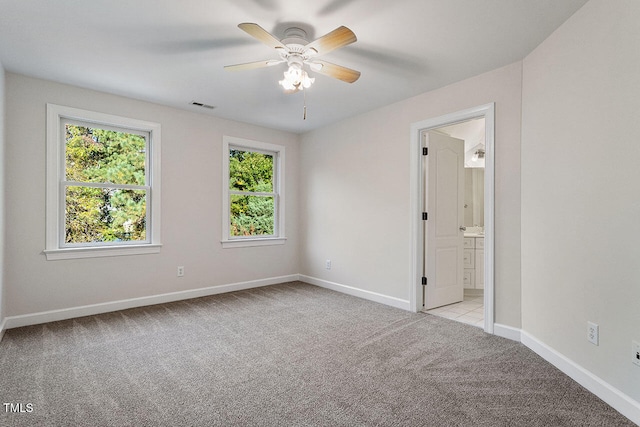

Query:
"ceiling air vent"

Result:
[[190, 101, 215, 109]]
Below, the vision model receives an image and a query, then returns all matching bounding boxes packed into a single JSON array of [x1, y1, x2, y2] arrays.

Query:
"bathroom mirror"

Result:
[[464, 167, 484, 227]]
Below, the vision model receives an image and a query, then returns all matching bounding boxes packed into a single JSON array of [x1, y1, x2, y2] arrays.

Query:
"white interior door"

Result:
[[424, 131, 465, 310]]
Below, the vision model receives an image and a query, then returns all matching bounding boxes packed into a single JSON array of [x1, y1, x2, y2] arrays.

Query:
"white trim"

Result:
[[222, 136, 286, 246], [521, 331, 640, 425], [409, 103, 495, 335], [4, 275, 300, 329], [299, 275, 411, 310], [221, 237, 286, 249], [45, 104, 162, 260], [43, 244, 162, 260], [493, 323, 522, 342], [1, 274, 407, 331], [0, 318, 6, 343]]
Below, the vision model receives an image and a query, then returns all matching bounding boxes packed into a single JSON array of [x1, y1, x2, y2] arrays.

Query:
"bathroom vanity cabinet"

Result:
[[463, 236, 484, 289]]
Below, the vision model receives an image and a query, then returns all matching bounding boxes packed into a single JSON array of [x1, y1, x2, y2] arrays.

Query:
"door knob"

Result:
[[459, 226, 466, 232]]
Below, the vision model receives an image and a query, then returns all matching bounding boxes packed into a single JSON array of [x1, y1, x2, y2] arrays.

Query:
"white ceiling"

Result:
[[0, 0, 588, 134]]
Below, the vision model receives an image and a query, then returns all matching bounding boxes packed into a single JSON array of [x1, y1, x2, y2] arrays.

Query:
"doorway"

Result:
[[409, 104, 495, 334], [424, 119, 486, 327]]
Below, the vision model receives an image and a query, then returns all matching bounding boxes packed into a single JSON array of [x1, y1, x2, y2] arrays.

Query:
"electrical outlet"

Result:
[[633, 341, 640, 367], [587, 321, 599, 346], [325, 259, 331, 270], [177, 266, 185, 277]]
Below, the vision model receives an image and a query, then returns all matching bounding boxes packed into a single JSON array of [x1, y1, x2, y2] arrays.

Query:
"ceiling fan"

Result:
[[224, 23, 361, 93]]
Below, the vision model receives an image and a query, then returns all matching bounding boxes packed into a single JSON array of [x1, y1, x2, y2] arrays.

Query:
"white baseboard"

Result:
[[0, 317, 6, 343], [4, 274, 300, 329], [299, 275, 410, 310], [521, 331, 640, 425], [493, 323, 521, 342]]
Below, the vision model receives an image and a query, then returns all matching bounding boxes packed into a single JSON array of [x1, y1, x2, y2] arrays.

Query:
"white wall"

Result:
[[522, 0, 640, 404], [4, 73, 300, 318], [300, 62, 522, 327], [0, 62, 5, 334]]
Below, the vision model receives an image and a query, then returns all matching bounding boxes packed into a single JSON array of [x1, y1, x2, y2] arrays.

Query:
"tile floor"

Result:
[[424, 294, 484, 328]]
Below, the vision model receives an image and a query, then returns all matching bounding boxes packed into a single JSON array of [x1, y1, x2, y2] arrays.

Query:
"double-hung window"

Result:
[[222, 136, 285, 248], [45, 104, 161, 260]]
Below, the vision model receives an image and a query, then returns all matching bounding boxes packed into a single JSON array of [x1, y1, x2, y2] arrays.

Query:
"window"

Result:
[[45, 104, 161, 260], [222, 136, 285, 248]]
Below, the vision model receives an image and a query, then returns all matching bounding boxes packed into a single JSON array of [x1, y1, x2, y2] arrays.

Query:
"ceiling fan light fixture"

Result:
[[279, 74, 297, 91], [300, 71, 315, 88], [279, 64, 314, 91]]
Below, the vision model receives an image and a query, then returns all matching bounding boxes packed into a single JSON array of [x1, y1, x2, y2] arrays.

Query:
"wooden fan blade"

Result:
[[304, 26, 357, 56], [224, 59, 283, 71], [238, 23, 286, 50], [311, 60, 361, 83]]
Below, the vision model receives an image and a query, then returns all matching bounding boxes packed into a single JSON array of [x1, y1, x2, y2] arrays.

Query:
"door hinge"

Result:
[[422, 147, 428, 156], [421, 276, 427, 286], [422, 212, 428, 221]]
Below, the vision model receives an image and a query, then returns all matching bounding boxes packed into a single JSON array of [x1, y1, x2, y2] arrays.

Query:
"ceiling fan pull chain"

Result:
[[303, 90, 307, 120]]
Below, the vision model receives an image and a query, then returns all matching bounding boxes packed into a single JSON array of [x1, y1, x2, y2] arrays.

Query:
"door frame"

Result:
[[409, 103, 495, 334]]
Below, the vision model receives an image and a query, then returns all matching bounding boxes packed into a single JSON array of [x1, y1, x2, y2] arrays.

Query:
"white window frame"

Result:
[[222, 136, 286, 248], [44, 104, 162, 260]]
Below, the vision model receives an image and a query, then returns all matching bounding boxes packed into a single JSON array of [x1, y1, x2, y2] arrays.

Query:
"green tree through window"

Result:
[[228, 149, 275, 236], [65, 125, 147, 244]]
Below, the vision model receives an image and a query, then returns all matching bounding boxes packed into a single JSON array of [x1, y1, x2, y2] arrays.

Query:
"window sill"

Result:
[[43, 244, 162, 260], [221, 237, 286, 249]]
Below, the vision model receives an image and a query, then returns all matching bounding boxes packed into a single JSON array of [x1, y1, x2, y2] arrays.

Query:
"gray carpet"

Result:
[[0, 281, 634, 426]]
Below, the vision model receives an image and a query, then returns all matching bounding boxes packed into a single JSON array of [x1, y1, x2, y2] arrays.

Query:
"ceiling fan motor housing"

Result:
[[281, 27, 309, 46], [286, 55, 304, 70]]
